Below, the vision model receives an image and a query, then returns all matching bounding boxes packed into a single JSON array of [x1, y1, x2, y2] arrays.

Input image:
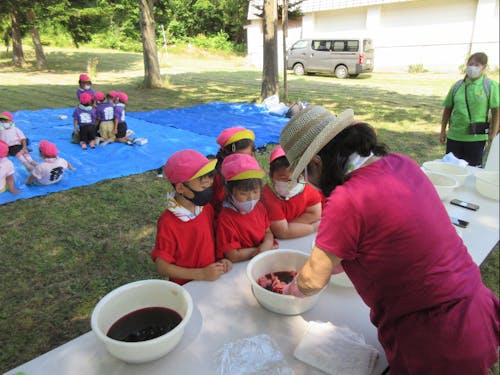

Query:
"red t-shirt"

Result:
[[151, 205, 216, 285], [316, 153, 499, 372], [215, 202, 270, 259], [261, 183, 322, 221]]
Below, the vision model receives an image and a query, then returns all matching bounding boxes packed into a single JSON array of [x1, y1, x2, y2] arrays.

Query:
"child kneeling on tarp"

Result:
[[151, 149, 232, 285]]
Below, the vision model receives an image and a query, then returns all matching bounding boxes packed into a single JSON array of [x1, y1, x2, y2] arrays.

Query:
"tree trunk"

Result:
[[27, 8, 47, 70], [11, 9, 25, 67], [138, 0, 163, 88], [282, 0, 288, 102], [260, 0, 279, 101]]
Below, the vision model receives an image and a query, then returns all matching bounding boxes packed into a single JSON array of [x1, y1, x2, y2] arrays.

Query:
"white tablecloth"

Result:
[[5, 169, 498, 375]]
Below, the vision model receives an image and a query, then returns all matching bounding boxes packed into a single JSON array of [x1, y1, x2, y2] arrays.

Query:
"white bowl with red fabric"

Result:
[[246, 249, 324, 315]]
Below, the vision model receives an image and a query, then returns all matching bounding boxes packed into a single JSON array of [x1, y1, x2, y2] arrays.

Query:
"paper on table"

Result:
[[294, 321, 379, 375], [215, 334, 294, 375]]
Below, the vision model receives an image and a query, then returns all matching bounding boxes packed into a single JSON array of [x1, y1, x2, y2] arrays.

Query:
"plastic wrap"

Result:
[[216, 334, 294, 375]]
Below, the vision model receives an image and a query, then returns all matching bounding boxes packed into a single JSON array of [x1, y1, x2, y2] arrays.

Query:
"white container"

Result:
[[246, 249, 323, 315], [424, 171, 459, 200], [475, 170, 499, 201], [422, 161, 469, 187], [91, 279, 193, 363]]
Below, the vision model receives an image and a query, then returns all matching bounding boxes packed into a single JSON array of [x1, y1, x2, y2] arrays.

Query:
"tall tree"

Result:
[[26, 8, 47, 69], [10, 8, 25, 67], [138, 0, 162, 88], [260, 0, 279, 101]]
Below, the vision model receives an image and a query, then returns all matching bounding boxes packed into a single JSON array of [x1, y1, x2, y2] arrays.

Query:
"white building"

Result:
[[246, 0, 500, 72]]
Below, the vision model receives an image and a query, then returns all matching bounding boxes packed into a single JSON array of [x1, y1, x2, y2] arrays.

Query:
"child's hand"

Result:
[[202, 262, 226, 281], [218, 258, 233, 273]]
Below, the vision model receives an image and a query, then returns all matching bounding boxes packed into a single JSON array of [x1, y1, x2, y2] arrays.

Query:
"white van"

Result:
[[287, 38, 374, 78]]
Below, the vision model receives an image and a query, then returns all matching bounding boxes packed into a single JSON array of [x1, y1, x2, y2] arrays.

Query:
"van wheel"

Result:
[[334, 65, 348, 79], [293, 63, 305, 76]]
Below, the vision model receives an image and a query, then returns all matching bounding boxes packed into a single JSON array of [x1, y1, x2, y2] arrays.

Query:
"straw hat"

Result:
[[279, 105, 354, 182]]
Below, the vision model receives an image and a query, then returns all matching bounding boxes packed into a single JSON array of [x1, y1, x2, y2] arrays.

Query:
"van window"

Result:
[[332, 40, 359, 52], [291, 40, 308, 50], [312, 40, 332, 51]]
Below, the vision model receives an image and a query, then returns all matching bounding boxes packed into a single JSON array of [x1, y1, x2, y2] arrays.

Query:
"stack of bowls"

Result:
[[422, 161, 470, 187], [423, 170, 459, 200], [475, 170, 499, 200]]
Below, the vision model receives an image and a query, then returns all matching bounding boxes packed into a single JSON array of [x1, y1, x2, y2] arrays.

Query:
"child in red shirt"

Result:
[[151, 149, 232, 284], [211, 126, 256, 216], [261, 146, 322, 239], [216, 153, 278, 262]]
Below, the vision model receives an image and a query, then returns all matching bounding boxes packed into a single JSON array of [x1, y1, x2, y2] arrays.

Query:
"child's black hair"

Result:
[[226, 178, 262, 195], [216, 139, 256, 169], [269, 156, 290, 176]]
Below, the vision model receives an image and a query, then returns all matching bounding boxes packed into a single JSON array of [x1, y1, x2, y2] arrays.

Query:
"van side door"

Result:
[[308, 40, 333, 73], [331, 40, 359, 73]]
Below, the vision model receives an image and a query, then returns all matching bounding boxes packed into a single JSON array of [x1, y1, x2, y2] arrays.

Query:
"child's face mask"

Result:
[[273, 180, 305, 199], [84, 84, 91, 90], [230, 196, 258, 214]]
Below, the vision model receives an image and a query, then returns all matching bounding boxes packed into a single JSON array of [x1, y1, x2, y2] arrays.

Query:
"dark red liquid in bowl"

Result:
[[106, 307, 182, 342]]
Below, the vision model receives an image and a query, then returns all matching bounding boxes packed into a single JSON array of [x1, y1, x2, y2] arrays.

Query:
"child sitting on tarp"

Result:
[[73, 92, 97, 150], [0, 111, 37, 170], [0, 139, 20, 194], [151, 149, 232, 285], [261, 145, 322, 239], [76, 73, 95, 101], [95, 91, 115, 146], [26, 140, 75, 185], [216, 153, 278, 262], [211, 126, 256, 216], [113, 92, 134, 145]]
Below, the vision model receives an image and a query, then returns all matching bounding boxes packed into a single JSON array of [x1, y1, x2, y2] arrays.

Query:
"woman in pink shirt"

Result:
[[281, 105, 499, 374]]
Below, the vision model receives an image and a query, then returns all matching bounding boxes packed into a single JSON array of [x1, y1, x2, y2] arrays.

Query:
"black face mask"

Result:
[[182, 185, 213, 206]]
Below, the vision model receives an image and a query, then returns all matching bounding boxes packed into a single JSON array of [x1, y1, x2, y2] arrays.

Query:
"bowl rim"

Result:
[[475, 170, 500, 183], [422, 161, 470, 176], [90, 279, 193, 347], [246, 249, 313, 301], [424, 170, 459, 188]]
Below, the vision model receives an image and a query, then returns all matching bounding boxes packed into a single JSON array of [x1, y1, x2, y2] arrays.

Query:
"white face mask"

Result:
[[84, 84, 91, 90], [230, 196, 258, 214], [466, 66, 482, 79], [1, 122, 13, 130], [274, 180, 305, 199], [344, 152, 374, 174]]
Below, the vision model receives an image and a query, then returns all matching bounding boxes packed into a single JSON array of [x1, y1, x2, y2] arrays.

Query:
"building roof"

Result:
[[248, 0, 415, 20]]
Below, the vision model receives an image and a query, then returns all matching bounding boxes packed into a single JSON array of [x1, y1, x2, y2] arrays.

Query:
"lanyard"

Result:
[[464, 84, 488, 122]]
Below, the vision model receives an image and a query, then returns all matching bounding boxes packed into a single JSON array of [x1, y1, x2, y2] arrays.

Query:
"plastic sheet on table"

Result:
[[215, 334, 294, 375]]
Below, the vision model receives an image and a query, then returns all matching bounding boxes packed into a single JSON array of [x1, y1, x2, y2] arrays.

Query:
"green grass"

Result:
[[0, 47, 498, 372]]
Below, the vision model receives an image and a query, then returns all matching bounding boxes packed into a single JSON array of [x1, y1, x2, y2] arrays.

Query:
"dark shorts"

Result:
[[8, 144, 23, 156], [79, 124, 97, 143], [446, 139, 486, 167], [116, 122, 127, 139]]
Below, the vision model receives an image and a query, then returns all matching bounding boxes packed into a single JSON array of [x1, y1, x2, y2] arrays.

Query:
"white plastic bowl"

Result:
[[246, 249, 323, 315], [91, 279, 193, 363], [424, 171, 459, 200], [475, 170, 499, 201], [422, 161, 470, 187]]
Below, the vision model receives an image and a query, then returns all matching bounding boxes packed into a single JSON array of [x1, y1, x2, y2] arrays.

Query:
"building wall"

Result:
[[246, 0, 500, 72]]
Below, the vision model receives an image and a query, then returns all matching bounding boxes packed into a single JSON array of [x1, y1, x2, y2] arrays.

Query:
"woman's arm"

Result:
[[287, 246, 342, 296], [489, 107, 499, 145], [440, 107, 452, 144]]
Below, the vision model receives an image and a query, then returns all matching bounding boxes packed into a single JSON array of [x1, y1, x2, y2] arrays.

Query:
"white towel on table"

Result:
[[294, 321, 379, 375]]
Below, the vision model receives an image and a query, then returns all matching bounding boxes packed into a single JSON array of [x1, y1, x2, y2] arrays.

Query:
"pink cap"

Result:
[[0, 139, 8, 158], [80, 92, 93, 105], [94, 91, 105, 101], [79, 73, 91, 82], [221, 153, 265, 181], [270, 145, 286, 163], [0, 111, 14, 121], [108, 91, 118, 98], [164, 150, 217, 184], [39, 140, 58, 157], [117, 92, 128, 103], [216, 127, 255, 147]]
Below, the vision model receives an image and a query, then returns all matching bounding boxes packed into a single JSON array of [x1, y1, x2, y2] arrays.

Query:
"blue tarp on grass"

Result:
[[1, 102, 289, 205]]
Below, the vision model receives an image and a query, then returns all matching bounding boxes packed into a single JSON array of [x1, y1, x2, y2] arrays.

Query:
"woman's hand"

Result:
[[439, 129, 447, 144]]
